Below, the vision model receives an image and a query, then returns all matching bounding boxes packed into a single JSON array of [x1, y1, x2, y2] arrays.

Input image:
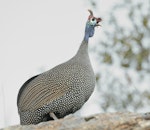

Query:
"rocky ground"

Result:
[[1, 112, 150, 130]]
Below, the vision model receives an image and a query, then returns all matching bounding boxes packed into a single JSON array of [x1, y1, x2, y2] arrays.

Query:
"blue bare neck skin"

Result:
[[74, 21, 95, 60], [83, 22, 95, 43]]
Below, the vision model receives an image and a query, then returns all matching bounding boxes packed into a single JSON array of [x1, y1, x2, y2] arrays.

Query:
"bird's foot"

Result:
[[49, 112, 58, 120]]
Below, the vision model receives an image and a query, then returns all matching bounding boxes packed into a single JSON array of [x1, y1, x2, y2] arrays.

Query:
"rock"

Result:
[[1, 112, 150, 130]]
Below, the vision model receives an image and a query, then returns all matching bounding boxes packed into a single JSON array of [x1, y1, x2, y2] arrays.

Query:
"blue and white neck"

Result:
[[83, 21, 95, 43]]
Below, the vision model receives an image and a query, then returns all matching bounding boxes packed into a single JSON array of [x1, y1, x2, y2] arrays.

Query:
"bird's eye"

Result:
[[92, 18, 95, 21], [89, 18, 97, 26]]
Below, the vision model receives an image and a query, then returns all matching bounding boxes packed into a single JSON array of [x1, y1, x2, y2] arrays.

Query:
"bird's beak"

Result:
[[96, 18, 102, 27]]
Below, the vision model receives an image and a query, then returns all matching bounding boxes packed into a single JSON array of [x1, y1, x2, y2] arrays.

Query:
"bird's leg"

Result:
[[49, 112, 58, 120]]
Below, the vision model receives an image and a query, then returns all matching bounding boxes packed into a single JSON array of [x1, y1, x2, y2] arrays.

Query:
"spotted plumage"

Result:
[[17, 10, 101, 125]]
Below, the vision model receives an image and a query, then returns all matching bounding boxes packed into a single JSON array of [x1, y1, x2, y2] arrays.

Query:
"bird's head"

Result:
[[84, 10, 102, 42]]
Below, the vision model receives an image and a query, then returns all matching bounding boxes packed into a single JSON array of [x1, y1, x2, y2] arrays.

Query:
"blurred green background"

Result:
[[88, 0, 150, 112]]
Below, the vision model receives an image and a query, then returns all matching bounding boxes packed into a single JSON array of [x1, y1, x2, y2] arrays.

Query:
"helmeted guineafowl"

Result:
[[17, 10, 102, 125]]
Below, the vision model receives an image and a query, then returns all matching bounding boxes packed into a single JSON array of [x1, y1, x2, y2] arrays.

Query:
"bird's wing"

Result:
[[18, 71, 70, 112], [17, 75, 39, 106]]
